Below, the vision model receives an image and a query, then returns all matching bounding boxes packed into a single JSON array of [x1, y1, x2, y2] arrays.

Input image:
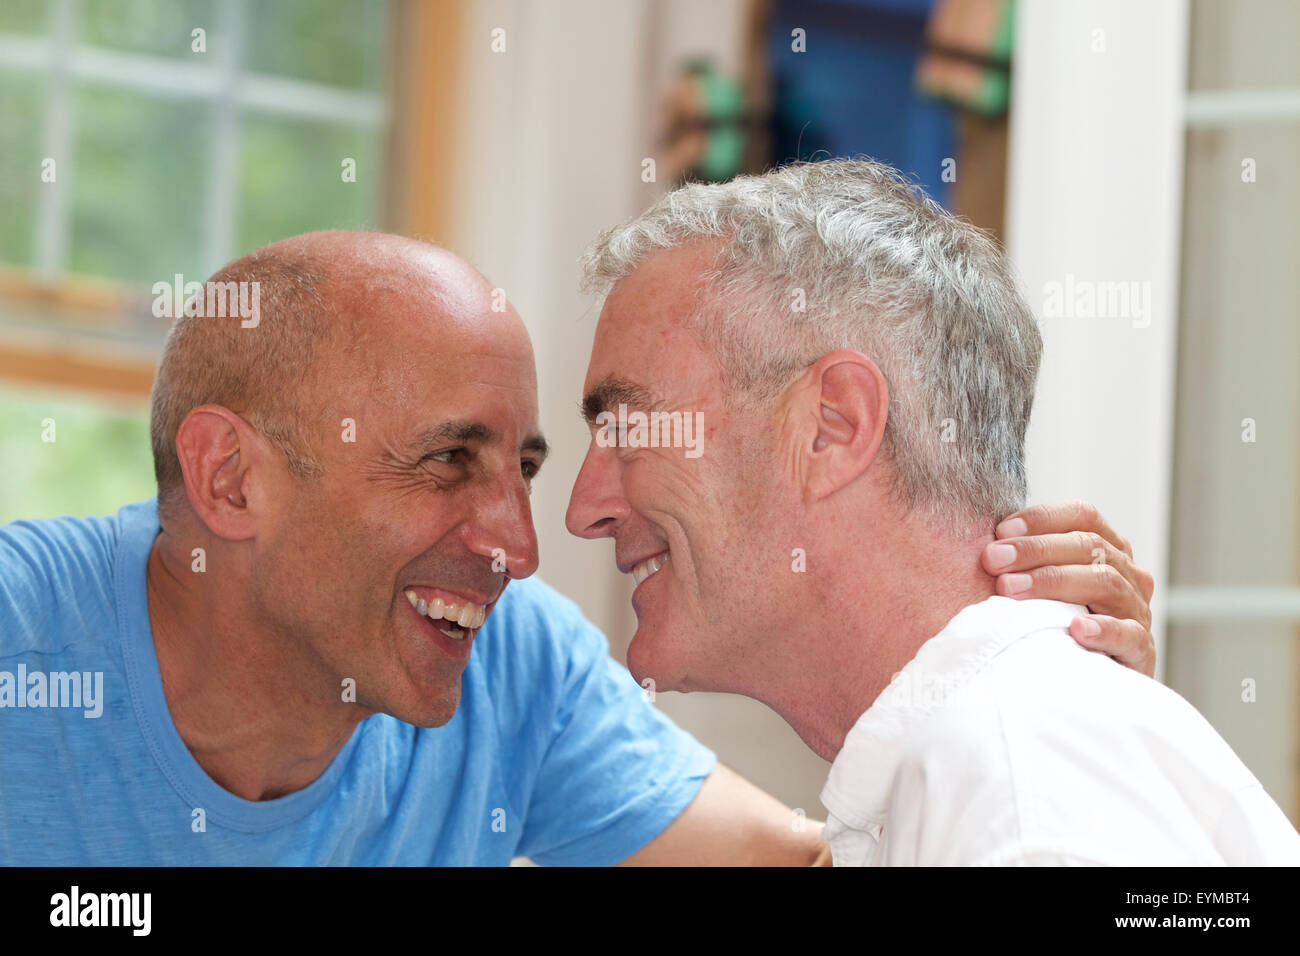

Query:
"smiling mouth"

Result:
[[403, 589, 487, 641], [630, 551, 669, 587]]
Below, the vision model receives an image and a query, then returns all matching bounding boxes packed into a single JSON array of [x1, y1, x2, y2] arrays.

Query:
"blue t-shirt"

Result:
[[0, 499, 715, 865]]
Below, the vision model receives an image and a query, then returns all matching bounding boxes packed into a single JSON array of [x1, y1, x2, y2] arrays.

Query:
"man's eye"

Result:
[[521, 459, 540, 480], [424, 448, 466, 466]]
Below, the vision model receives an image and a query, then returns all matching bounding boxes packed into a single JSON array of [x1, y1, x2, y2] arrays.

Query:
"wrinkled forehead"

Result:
[[588, 244, 717, 386], [585, 250, 731, 420]]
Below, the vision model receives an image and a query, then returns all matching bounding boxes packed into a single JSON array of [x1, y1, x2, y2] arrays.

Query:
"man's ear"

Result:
[[173, 405, 267, 541], [796, 350, 890, 502]]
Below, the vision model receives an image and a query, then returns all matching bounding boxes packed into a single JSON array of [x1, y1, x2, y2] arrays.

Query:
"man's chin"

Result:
[[376, 685, 462, 729], [626, 625, 690, 695], [401, 704, 459, 729]]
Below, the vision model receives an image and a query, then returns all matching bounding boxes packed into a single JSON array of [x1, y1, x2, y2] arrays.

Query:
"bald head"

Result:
[[146, 231, 542, 730], [149, 230, 510, 523]]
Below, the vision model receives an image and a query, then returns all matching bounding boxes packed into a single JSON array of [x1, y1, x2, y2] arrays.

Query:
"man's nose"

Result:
[[565, 444, 629, 539], [465, 478, 540, 580]]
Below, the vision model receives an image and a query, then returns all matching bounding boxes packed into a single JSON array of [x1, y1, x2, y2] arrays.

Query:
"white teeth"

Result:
[[403, 589, 487, 633], [630, 552, 669, 586]]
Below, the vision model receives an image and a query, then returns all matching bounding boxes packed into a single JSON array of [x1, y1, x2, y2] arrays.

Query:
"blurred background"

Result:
[[1, 0, 1296, 834]]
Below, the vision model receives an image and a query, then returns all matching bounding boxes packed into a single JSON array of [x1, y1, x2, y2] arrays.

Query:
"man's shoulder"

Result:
[[477, 575, 606, 664], [989, 626, 1237, 750], [894, 626, 1277, 863], [466, 575, 617, 714], [487, 574, 587, 627], [915, 625, 1257, 790], [0, 508, 122, 570], [0, 503, 146, 658]]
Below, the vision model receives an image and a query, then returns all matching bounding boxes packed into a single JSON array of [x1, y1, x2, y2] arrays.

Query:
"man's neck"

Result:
[[751, 512, 997, 764], [146, 530, 369, 801]]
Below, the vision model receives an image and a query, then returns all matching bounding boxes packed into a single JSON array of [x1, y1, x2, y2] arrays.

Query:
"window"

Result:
[[1165, 0, 1300, 823], [0, 0, 392, 518], [1, 0, 388, 286]]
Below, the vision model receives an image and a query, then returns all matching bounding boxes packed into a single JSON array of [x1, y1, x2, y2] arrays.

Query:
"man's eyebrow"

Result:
[[411, 421, 495, 453], [580, 378, 656, 427], [411, 421, 549, 460]]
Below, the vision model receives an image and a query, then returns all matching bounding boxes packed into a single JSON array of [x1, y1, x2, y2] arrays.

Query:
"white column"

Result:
[[1005, 0, 1190, 674]]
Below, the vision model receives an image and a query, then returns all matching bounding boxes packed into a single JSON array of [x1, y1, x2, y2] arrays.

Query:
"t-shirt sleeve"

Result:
[[508, 584, 717, 866], [0, 514, 117, 657]]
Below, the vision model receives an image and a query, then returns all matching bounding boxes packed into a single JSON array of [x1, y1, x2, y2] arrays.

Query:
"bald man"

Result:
[[0, 231, 1154, 865]]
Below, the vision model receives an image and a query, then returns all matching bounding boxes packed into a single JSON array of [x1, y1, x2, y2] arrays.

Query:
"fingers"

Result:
[[991, 562, 1152, 632], [989, 499, 1159, 680], [1069, 614, 1156, 679], [994, 500, 1154, 602], [982, 530, 1149, 606], [997, 499, 1133, 559]]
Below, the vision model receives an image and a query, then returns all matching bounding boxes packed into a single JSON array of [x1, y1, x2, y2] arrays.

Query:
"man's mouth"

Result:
[[403, 589, 488, 641], [630, 551, 669, 587]]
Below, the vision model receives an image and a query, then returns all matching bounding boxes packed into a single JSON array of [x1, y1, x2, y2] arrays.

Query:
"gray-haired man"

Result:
[[567, 159, 1300, 864]]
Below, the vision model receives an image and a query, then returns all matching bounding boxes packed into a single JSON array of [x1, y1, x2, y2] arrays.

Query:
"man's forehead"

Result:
[[334, 273, 535, 400], [603, 243, 717, 317], [328, 323, 540, 454], [593, 247, 722, 383]]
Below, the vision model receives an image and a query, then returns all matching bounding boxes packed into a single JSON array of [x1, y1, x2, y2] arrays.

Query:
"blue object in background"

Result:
[[768, 0, 955, 208]]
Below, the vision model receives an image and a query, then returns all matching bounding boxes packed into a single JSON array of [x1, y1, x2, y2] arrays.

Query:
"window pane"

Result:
[[1189, 0, 1300, 90], [247, 0, 387, 90], [1170, 125, 1300, 590], [0, 0, 49, 34], [68, 85, 207, 283], [0, 385, 155, 525], [237, 114, 379, 252], [78, 0, 213, 60], [1168, 69, 1300, 818], [0, 67, 44, 268]]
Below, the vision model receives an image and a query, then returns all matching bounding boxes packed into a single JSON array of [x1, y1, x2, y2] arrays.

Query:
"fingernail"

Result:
[[987, 543, 1016, 570], [1002, 573, 1031, 595], [996, 517, 1028, 538], [1076, 617, 1101, 637]]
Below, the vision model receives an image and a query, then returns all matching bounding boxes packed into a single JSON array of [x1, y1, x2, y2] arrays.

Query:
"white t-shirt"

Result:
[[819, 596, 1300, 866]]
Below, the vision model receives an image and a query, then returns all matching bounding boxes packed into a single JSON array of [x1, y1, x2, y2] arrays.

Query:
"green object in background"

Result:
[[916, 0, 1016, 118], [0, 387, 156, 525], [689, 63, 746, 183], [980, 0, 1015, 116]]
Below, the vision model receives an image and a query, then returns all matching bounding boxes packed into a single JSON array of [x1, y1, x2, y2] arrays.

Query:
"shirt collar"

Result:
[[819, 596, 1084, 832]]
